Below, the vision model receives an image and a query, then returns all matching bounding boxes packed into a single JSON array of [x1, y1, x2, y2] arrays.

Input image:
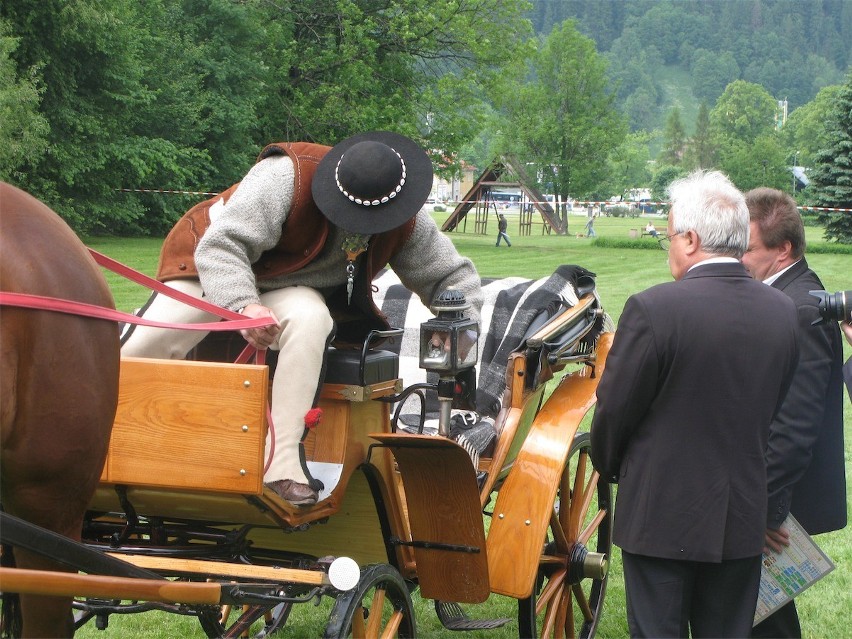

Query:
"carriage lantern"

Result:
[[419, 289, 479, 436], [419, 289, 478, 376]]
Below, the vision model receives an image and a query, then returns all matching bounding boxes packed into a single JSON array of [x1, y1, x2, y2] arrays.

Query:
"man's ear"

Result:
[[777, 240, 794, 262], [683, 229, 701, 255]]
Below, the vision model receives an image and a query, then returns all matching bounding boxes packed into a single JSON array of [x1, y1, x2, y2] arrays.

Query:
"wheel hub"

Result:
[[567, 544, 608, 584]]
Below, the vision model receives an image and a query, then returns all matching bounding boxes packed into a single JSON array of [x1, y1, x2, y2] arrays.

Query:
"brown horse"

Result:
[[0, 182, 120, 637]]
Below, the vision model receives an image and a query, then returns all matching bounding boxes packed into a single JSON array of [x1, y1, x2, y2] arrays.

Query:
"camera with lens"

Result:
[[809, 290, 851, 323]]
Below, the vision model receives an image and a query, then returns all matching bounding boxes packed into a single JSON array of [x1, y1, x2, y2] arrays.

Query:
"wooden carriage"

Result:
[[4, 288, 614, 639]]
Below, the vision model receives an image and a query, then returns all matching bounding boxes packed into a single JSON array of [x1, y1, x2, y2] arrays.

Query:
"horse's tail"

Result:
[[0, 544, 22, 638]]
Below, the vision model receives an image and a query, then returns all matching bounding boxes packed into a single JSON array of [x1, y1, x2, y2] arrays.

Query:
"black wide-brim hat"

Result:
[[312, 131, 434, 235]]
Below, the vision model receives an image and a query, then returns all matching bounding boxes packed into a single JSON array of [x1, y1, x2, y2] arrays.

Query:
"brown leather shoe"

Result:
[[265, 479, 318, 506]]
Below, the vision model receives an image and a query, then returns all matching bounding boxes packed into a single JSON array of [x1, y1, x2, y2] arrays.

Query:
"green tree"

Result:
[[253, 0, 533, 164], [606, 131, 653, 199], [2, 0, 533, 234], [496, 20, 626, 232], [649, 164, 687, 210], [707, 80, 791, 188], [623, 85, 659, 132], [691, 49, 740, 104], [0, 0, 235, 233], [710, 80, 778, 144], [783, 84, 843, 167], [660, 108, 686, 165], [684, 102, 716, 169], [0, 19, 48, 182], [808, 72, 852, 243], [718, 134, 789, 193]]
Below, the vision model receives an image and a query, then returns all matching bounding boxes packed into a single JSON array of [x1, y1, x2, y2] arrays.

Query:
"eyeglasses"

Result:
[[658, 232, 681, 251]]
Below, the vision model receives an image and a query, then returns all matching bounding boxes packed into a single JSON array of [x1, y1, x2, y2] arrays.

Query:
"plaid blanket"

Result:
[[373, 264, 600, 418]]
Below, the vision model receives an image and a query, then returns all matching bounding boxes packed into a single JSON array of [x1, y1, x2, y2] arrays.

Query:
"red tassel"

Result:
[[304, 408, 323, 430]]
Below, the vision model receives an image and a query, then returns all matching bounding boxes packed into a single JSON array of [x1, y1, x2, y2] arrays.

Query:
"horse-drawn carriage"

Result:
[[1, 182, 615, 638]]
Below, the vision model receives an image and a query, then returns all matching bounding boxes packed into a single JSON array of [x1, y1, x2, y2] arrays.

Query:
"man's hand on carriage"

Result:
[[239, 303, 281, 349]]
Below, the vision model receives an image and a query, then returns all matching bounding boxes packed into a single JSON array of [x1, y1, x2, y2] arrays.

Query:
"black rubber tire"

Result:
[[324, 563, 416, 638]]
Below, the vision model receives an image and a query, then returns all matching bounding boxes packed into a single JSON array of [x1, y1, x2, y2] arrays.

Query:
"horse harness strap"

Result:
[[0, 511, 162, 580], [0, 290, 271, 334], [0, 248, 274, 343]]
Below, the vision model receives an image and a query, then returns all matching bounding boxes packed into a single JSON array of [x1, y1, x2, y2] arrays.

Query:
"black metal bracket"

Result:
[[388, 536, 480, 554]]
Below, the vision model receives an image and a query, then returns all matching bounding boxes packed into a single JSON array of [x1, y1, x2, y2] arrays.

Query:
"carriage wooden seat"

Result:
[[90, 347, 404, 537]]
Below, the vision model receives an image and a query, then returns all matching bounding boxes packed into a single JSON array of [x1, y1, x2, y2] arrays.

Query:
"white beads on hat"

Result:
[[334, 149, 406, 206]]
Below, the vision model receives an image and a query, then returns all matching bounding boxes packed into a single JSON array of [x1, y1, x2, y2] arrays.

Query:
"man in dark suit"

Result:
[[742, 187, 846, 638], [591, 170, 799, 638]]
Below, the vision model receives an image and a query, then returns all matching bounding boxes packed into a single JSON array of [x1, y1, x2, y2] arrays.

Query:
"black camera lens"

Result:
[[809, 290, 851, 323]]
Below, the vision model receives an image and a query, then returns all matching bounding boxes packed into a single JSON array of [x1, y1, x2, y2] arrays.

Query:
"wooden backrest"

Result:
[[102, 357, 269, 494]]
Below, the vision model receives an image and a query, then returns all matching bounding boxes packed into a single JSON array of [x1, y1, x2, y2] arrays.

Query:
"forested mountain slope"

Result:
[[529, 0, 851, 131]]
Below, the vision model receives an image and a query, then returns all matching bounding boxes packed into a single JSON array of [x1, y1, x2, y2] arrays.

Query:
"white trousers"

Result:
[[122, 280, 334, 485]]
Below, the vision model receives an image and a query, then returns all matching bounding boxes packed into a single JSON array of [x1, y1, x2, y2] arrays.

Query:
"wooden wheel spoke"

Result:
[[578, 508, 607, 546], [364, 587, 387, 637], [535, 568, 567, 616], [577, 468, 600, 526], [572, 582, 594, 622], [550, 509, 571, 553], [352, 605, 367, 638], [556, 584, 572, 639], [379, 611, 403, 639], [568, 451, 589, 539], [540, 580, 564, 638]]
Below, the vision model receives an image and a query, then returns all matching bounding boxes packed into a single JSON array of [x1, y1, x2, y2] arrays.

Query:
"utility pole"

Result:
[[792, 151, 799, 194]]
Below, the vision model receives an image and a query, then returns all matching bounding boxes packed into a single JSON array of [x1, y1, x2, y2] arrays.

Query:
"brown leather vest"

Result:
[[156, 141, 416, 343]]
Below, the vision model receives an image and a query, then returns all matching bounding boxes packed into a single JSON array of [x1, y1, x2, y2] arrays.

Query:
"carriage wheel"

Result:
[[324, 564, 415, 638], [197, 601, 292, 639], [517, 431, 612, 639]]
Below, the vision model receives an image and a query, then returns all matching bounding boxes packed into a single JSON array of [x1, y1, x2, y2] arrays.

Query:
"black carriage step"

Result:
[[434, 600, 512, 631], [0, 511, 161, 580]]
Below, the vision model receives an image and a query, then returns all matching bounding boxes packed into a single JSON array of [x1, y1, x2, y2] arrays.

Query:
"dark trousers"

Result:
[[622, 550, 762, 638], [751, 600, 801, 638]]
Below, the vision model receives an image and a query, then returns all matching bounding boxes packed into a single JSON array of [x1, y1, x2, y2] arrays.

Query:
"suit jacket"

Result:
[[845, 357, 852, 399], [591, 261, 799, 563], [766, 259, 846, 534]]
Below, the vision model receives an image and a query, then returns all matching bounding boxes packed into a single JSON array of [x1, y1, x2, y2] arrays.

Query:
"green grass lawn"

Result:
[[78, 211, 851, 638]]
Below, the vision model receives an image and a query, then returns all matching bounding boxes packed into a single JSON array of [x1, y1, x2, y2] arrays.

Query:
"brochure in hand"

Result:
[[754, 513, 836, 626]]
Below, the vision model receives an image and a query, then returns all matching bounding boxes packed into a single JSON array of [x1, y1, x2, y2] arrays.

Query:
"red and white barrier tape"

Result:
[[116, 190, 852, 212], [116, 188, 219, 196]]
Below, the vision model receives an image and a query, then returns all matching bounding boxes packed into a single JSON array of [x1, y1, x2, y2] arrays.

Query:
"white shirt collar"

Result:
[[763, 259, 801, 286], [687, 256, 739, 272]]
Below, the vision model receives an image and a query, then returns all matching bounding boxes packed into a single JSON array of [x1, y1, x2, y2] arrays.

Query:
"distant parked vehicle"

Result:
[[637, 198, 655, 214]]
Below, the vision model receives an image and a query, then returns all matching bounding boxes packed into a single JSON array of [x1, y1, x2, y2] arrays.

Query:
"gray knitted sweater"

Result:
[[195, 154, 483, 324]]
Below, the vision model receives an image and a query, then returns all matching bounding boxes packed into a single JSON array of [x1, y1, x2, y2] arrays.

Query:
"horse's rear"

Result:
[[0, 182, 120, 637]]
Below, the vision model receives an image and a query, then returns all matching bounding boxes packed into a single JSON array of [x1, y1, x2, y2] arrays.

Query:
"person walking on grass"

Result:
[[496, 213, 511, 247], [584, 209, 597, 238]]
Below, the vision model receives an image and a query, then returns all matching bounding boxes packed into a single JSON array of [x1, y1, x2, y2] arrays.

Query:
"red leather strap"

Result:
[[0, 291, 273, 332], [89, 249, 244, 321]]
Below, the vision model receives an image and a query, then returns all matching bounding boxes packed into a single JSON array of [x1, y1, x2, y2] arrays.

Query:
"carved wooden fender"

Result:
[[486, 333, 613, 599]]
